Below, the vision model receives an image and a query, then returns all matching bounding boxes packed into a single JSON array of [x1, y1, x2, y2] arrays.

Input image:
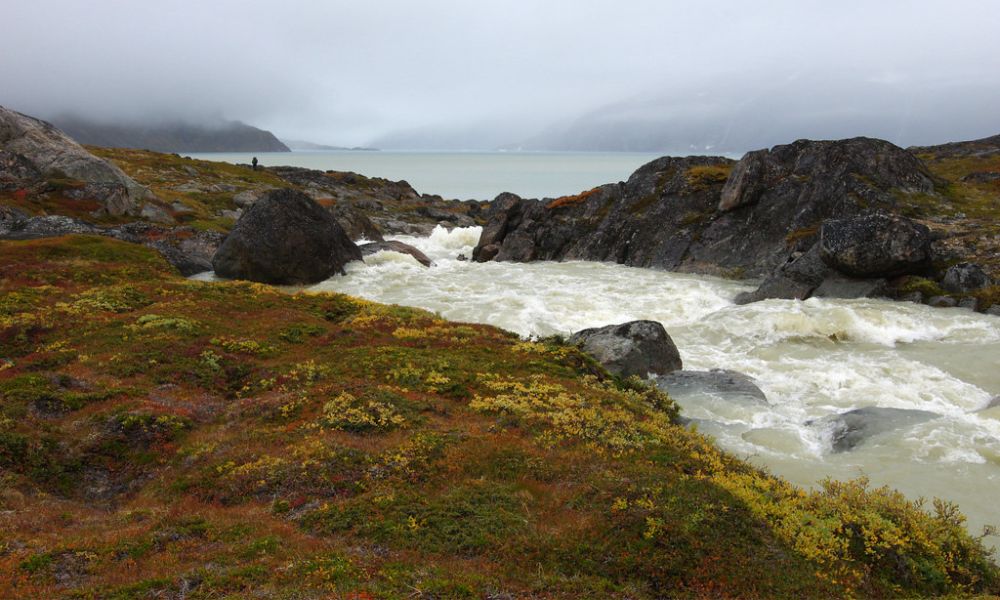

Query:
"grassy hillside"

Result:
[[0, 235, 997, 598]]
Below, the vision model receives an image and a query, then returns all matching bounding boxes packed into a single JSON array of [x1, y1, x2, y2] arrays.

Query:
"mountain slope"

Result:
[[52, 116, 290, 153]]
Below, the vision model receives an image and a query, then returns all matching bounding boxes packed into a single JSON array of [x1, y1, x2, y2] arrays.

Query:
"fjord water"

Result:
[[188, 150, 664, 200], [309, 226, 1000, 547]]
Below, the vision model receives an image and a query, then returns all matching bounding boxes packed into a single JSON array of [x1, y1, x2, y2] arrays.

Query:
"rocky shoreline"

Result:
[[471, 136, 1000, 315], [3, 103, 999, 313]]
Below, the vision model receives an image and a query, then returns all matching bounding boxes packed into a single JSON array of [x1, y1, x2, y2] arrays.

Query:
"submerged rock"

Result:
[[358, 240, 433, 267], [808, 407, 940, 453], [212, 188, 362, 284], [819, 212, 932, 278], [568, 320, 682, 378], [656, 369, 767, 404]]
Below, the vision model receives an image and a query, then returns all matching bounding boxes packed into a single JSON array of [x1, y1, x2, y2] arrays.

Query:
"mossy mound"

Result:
[[0, 235, 997, 598]]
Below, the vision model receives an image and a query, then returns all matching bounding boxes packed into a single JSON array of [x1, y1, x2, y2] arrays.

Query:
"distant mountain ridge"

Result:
[[282, 139, 378, 151], [52, 116, 290, 153]]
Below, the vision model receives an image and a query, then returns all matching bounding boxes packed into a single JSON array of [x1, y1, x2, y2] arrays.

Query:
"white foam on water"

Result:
[[299, 226, 1000, 544]]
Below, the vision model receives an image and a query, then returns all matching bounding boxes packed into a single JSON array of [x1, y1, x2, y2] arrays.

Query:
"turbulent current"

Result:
[[306, 226, 1000, 546]]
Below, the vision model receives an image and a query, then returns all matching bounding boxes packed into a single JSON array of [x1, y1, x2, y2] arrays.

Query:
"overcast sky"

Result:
[[3, 0, 999, 150]]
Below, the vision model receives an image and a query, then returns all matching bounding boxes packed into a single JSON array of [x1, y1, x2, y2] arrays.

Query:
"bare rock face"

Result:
[[568, 320, 682, 379], [0, 106, 149, 215], [718, 137, 936, 214], [212, 188, 362, 284], [819, 212, 932, 278], [472, 138, 939, 283]]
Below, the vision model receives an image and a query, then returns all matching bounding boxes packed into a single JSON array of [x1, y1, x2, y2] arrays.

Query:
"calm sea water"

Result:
[[187, 150, 669, 200]]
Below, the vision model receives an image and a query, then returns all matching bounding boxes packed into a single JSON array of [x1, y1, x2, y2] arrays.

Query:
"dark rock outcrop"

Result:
[[268, 166, 479, 235], [819, 212, 931, 278], [656, 369, 767, 404], [0, 205, 29, 236], [212, 188, 361, 284], [0, 105, 151, 216], [329, 203, 384, 242], [108, 223, 223, 276], [0, 212, 223, 276], [473, 138, 938, 282], [735, 246, 832, 304], [807, 407, 940, 453], [941, 262, 992, 293], [568, 320, 682, 379], [358, 240, 433, 267]]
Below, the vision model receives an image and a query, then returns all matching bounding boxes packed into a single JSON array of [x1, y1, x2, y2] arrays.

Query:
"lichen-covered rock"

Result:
[[212, 188, 361, 284], [568, 320, 682, 378], [0, 105, 150, 215], [819, 212, 931, 278]]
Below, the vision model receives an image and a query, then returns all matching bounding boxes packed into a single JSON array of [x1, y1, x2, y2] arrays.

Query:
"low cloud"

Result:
[[2, 0, 998, 150]]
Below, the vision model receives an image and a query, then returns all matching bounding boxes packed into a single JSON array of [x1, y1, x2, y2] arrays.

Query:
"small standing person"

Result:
[[251, 156, 258, 171]]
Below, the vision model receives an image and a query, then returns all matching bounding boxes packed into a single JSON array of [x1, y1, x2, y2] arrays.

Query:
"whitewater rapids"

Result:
[[308, 226, 1000, 546]]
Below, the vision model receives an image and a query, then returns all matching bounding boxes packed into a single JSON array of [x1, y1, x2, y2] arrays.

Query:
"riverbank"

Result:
[[309, 225, 1000, 560], [1, 234, 997, 598]]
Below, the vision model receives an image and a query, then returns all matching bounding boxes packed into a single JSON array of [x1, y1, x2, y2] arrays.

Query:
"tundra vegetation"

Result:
[[0, 234, 997, 598]]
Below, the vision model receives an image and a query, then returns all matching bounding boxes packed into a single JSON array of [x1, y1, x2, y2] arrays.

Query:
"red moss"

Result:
[[546, 187, 601, 210]]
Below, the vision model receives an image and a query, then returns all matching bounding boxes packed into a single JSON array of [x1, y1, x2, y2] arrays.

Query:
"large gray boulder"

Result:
[[819, 212, 932, 278], [568, 320, 682, 378], [212, 188, 362, 284], [0, 106, 149, 215]]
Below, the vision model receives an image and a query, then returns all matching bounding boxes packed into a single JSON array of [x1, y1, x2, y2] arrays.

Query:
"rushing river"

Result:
[[305, 226, 1000, 547]]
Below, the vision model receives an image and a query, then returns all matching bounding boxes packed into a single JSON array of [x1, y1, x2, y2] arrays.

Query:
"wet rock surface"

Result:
[[358, 240, 434, 267], [656, 369, 767, 404], [568, 320, 682, 378], [808, 407, 940, 453]]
